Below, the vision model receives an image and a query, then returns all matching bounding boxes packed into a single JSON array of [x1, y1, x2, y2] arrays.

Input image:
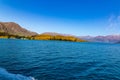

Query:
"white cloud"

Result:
[[106, 15, 120, 34]]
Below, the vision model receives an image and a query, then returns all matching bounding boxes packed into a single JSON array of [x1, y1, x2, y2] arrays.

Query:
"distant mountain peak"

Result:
[[79, 34, 120, 43], [41, 32, 75, 36], [41, 32, 60, 36]]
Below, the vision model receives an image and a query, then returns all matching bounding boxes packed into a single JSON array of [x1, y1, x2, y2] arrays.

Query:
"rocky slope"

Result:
[[0, 22, 37, 36]]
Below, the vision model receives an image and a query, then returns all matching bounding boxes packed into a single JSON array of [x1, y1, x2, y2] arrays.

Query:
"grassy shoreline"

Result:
[[0, 35, 87, 42]]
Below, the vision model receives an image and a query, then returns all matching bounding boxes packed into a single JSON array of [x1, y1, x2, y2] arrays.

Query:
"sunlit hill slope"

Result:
[[0, 22, 86, 42]]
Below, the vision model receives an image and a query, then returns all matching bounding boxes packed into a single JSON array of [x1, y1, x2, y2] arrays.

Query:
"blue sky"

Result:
[[0, 0, 120, 36]]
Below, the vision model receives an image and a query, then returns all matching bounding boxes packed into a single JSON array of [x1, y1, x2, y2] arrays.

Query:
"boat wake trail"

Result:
[[0, 67, 36, 80]]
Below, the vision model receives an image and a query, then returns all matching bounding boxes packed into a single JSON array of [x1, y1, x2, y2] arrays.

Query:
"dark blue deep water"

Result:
[[0, 39, 120, 80]]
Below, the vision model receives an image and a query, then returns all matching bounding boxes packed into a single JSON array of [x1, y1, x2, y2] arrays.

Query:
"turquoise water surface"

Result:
[[0, 39, 120, 80]]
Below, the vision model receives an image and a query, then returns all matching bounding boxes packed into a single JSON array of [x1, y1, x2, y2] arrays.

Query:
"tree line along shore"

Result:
[[0, 32, 86, 42]]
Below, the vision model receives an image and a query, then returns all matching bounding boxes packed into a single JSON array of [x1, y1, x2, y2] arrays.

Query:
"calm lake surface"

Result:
[[0, 39, 120, 80]]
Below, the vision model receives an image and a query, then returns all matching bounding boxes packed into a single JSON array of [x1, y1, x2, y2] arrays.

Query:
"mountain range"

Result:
[[0, 22, 85, 42], [79, 35, 120, 43], [0, 22, 120, 43]]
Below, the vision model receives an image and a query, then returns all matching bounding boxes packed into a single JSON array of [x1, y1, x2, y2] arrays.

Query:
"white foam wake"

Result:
[[0, 67, 36, 80]]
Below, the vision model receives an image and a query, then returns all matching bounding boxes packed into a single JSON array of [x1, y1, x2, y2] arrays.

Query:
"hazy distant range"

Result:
[[0, 22, 120, 43]]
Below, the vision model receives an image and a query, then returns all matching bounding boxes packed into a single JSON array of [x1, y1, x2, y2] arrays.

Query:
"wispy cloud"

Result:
[[106, 15, 120, 34]]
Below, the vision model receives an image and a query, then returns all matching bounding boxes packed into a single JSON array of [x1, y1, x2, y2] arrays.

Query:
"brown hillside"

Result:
[[0, 22, 37, 36]]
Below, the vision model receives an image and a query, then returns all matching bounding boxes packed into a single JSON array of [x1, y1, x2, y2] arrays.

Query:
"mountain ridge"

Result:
[[0, 22, 38, 36], [0, 21, 120, 43], [0, 22, 86, 42], [79, 35, 120, 43]]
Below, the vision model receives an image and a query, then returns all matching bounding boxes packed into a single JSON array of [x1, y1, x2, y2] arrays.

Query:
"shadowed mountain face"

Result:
[[0, 22, 37, 36]]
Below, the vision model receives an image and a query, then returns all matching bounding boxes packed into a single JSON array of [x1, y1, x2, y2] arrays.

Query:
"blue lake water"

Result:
[[0, 39, 120, 80]]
